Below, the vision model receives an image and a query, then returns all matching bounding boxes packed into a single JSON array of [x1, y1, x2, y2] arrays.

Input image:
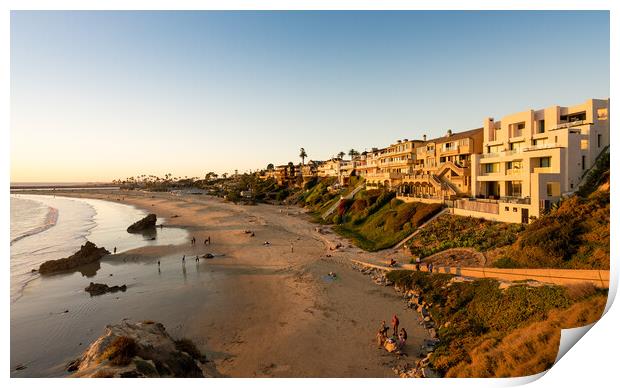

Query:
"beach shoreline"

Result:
[[11, 189, 428, 377]]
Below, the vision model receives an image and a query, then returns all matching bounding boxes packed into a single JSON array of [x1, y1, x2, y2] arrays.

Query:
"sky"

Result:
[[10, 10, 610, 183]]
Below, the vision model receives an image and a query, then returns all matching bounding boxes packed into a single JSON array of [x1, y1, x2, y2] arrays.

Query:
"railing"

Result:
[[454, 199, 499, 214], [499, 196, 531, 205], [505, 168, 523, 175], [522, 143, 560, 152], [555, 119, 588, 129], [533, 167, 553, 174]]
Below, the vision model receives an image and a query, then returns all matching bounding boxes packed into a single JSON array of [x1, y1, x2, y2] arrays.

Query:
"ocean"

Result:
[[10, 194, 188, 303]]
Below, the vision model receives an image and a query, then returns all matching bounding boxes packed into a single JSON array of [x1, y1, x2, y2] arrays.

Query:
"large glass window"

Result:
[[539, 157, 551, 168]]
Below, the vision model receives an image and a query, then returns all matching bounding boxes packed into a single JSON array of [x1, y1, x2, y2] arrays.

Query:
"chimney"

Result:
[[423, 134, 427, 141]]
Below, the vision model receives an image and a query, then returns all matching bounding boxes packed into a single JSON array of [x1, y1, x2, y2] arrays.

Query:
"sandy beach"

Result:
[[11, 190, 427, 377]]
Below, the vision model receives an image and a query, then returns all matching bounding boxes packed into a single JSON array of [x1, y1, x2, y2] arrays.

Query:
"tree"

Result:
[[299, 148, 307, 165], [337, 151, 345, 160], [287, 162, 295, 177], [267, 163, 274, 171], [348, 149, 360, 160]]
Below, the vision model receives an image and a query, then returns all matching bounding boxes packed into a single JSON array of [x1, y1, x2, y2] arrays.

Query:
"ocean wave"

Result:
[[10, 206, 59, 246]]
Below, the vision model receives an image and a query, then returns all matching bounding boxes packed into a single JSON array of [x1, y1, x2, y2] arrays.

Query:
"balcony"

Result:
[[505, 168, 523, 176], [554, 119, 588, 130], [532, 167, 553, 174], [522, 143, 560, 152], [499, 196, 531, 205]]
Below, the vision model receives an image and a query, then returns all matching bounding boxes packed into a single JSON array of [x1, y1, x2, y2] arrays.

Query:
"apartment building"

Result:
[[396, 128, 483, 202], [453, 98, 609, 223], [364, 139, 423, 188], [318, 158, 355, 185]]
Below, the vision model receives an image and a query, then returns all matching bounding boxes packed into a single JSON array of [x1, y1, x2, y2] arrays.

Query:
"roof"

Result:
[[423, 127, 483, 144]]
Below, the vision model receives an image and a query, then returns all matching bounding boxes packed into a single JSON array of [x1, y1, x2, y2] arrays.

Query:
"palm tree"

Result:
[[287, 161, 295, 177], [266, 163, 274, 171], [299, 148, 307, 165], [348, 149, 359, 160], [337, 151, 345, 160]]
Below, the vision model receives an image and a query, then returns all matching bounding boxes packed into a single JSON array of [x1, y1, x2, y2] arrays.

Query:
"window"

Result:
[[580, 139, 589, 150], [597, 108, 608, 120], [538, 120, 545, 133], [509, 141, 525, 151], [539, 157, 551, 168], [598, 134, 602, 148], [546, 182, 560, 197], [533, 138, 547, 146], [517, 123, 525, 130], [505, 206, 509, 211], [483, 163, 499, 173], [513, 207, 518, 212], [582, 155, 586, 170]]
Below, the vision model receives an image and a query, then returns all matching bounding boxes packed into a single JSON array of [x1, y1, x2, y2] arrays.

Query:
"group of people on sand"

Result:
[[190, 236, 211, 245], [376, 314, 408, 354]]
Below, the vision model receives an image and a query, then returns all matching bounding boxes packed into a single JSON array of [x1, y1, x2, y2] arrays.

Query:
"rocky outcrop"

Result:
[[68, 321, 210, 378], [85, 282, 127, 296], [39, 242, 110, 275], [127, 214, 157, 233]]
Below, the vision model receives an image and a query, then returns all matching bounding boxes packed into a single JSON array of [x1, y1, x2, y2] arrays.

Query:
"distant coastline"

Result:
[[11, 183, 119, 191]]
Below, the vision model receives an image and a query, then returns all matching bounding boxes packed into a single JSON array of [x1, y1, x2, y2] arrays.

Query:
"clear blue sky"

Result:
[[11, 11, 609, 182]]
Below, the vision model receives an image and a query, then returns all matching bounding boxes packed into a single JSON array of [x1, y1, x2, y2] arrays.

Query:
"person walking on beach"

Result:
[[182, 255, 186, 262], [113, 247, 117, 254], [290, 243, 294, 253], [196, 255, 199, 262], [391, 314, 400, 337], [157, 260, 160, 266], [204, 239, 208, 245], [208, 236, 211, 245]]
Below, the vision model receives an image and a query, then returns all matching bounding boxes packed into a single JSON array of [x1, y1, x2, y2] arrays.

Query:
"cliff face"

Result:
[[127, 214, 157, 233], [39, 242, 109, 275], [68, 321, 210, 378]]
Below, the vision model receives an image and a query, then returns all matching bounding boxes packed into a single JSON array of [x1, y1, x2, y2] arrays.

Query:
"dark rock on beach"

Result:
[[39, 242, 110, 275], [68, 320, 211, 377], [85, 282, 127, 296], [127, 214, 157, 233]]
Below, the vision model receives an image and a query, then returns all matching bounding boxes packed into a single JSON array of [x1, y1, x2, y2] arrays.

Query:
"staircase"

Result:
[[321, 183, 365, 220], [436, 160, 465, 177]]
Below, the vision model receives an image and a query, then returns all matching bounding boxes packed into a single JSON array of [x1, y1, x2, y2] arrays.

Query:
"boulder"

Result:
[[127, 214, 157, 233], [39, 242, 110, 275], [68, 320, 210, 378], [85, 282, 127, 296]]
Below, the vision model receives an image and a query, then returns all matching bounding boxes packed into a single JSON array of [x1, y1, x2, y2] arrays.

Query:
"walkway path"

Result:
[[350, 259, 610, 288]]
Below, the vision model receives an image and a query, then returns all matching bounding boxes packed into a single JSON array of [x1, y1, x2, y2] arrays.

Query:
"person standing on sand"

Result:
[[182, 255, 185, 262], [376, 329, 386, 349], [379, 320, 389, 337], [391, 314, 400, 336], [398, 328, 407, 349], [208, 236, 211, 245], [290, 243, 294, 253], [113, 247, 117, 254]]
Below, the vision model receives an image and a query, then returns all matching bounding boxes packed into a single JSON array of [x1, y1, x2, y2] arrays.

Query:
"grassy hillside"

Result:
[[387, 270, 606, 377], [493, 151, 610, 269], [332, 191, 443, 251], [408, 214, 525, 259]]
